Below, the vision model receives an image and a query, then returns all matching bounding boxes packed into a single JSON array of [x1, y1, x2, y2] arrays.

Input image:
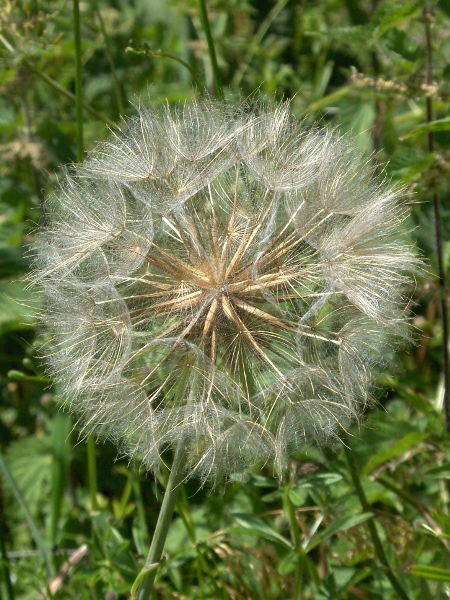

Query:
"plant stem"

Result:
[[0, 33, 114, 128], [72, 0, 101, 506], [0, 453, 53, 578], [73, 0, 84, 162], [0, 492, 14, 600], [137, 444, 186, 600], [343, 442, 411, 600], [125, 47, 207, 92], [131, 466, 150, 549], [284, 489, 304, 600], [87, 436, 99, 511], [423, 4, 450, 432], [93, 0, 125, 114], [198, 0, 223, 99]]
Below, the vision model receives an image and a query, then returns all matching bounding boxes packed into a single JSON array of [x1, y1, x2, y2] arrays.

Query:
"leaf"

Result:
[[0, 247, 29, 277], [306, 513, 373, 550], [402, 117, 450, 139], [0, 452, 53, 578], [372, 1, 423, 40], [408, 565, 450, 582], [425, 463, 450, 477], [362, 432, 428, 476], [278, 551, 299, 575], [0, 281, 39, 335], [232, 513, 293, 548], [391, 154, 437, 185]]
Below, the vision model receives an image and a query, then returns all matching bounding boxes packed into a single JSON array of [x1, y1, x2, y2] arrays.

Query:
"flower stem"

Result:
[[423, 3, 450, 432], [92, 0, 125, 114], [87, 436, 99, 511], [72, 0, 84, 162], [284, 489, 304, 599], [343, 442, 411, 600], [136, 444, 186, 600], [72, 0, 100, 509], [0, 487, 14, 600], [198, 0, 223, 99]]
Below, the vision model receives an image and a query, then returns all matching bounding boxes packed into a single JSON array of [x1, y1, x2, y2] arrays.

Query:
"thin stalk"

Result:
[[0, 454, 53, 579], [125, 47, 207, 92], [198, 0, 223, 99], [92, 0, 125, 114], [72, 0, 100, 505], [136, 444, 186, 600], [73, 0, 84, 162], [0, 505, 14, 600], [131, 466, 150, 549], [87, 436, 99, 511], [423, 4, 450, 432], [0, 33, 114, 127], [343, 443, 411, 600], [232, 0, 289, 87], [284, 489, 304, 599]]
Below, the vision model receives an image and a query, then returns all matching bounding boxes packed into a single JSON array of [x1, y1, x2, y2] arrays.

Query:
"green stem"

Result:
[[0, 33, 114, 127], [0, 500, 14, 600], [93, 0, 125, 114], [343, 442, 411, 600], [284, 489, 304, 600], [0, 453, 53, 578], [423, 3, 450, 433], [87, 436, 99, 511], [72, 0, 100, 506], [131, 466, 150, 549], [198, 0, 223, 99], [73, 0, 84, 162], [126, 47, 207, 93], [136, 444, 186, 600], [231, 0, 289, 87]]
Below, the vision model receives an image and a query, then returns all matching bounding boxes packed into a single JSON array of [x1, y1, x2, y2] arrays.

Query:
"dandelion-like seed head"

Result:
[[34, 99, 421, 482]]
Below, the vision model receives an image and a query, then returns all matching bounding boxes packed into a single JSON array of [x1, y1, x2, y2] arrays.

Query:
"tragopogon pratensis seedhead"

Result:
[[34, 99, 420, 482]]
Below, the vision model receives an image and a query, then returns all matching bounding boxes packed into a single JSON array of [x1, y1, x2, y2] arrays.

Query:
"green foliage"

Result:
[[1, 0, 449, 598]]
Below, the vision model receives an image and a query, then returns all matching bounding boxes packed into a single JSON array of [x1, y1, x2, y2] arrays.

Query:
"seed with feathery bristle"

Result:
[[33, 98, 422, 482]]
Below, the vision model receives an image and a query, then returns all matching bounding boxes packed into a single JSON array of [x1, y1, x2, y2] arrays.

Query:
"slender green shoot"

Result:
[[0, 453, 53, 579], [73, 0, 84, 162], [131, 465, 150, 549], [125, 46, 207, 93], [284, 488, 305, 599], [92, 0, 125, 114], [343, 442, 411, 600], [72, 0, 100, 508], [87, 436, 99, 511], [0, 33, 114, 127], [198, 0, 223, 99], [0, 496, 14, 600], [423, 3, 450, 432], [134, 444, 186, 600]]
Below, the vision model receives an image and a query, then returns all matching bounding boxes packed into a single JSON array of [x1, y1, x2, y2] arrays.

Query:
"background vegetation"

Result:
[[1, 0, 450, 598]]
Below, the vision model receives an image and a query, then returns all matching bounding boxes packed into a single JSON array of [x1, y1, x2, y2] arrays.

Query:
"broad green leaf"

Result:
[[306, 513, 373, 550], [362, 432, 428, 476], [232, 513, 293, 548]]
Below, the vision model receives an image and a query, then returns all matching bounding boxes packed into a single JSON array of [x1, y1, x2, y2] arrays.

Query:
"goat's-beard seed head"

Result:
[[33, 99, 421, 482]]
